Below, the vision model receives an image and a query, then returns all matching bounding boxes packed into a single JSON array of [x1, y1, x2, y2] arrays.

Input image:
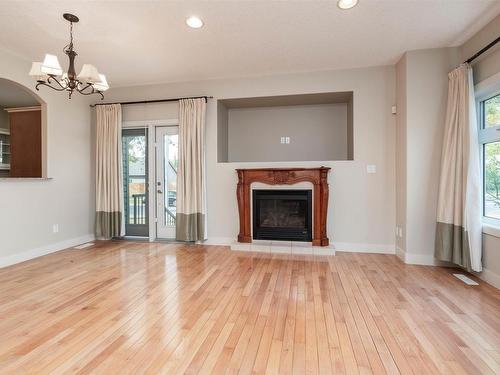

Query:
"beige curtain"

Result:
[[95, 104, 125, 239], [176, 98, 207, 241], [435, 64, 482, 272]]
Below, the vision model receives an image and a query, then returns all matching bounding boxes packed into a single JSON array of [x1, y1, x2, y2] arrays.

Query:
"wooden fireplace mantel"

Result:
[[236, 167, 331, 246]]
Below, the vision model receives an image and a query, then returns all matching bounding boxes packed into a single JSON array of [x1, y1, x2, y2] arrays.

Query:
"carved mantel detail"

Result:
[[236, 167, 331, 246]]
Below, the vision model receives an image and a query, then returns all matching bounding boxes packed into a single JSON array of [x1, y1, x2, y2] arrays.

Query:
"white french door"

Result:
[[155, 126, 179, 239]]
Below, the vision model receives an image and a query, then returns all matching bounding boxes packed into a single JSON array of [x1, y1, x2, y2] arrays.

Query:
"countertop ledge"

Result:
[[0, 177, 53, 181]]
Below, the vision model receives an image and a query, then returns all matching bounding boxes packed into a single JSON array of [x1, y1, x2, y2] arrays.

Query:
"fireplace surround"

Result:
[[236, 167, 331, 246]]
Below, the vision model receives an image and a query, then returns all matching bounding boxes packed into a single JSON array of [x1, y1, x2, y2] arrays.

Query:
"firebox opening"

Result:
[[252, 189, 312, 242]]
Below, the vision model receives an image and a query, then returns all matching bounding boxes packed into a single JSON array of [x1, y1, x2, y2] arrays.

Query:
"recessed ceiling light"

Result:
[[337, 0, 358, 10], [186, 16, 204, 29]]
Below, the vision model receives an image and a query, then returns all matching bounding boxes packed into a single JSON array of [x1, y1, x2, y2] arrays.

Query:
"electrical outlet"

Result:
[[280, 136, 290, 144], [367, 165, 377, 174], [398, 227, 403, 238], [52, 224, 59, 233]]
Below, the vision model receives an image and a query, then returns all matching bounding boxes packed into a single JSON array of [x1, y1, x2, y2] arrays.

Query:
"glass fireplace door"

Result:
[[253, 189, 312, 242]]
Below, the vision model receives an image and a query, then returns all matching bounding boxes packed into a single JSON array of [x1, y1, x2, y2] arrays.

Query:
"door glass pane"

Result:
[[484, 141, 500, 219], [122, 130, 148, 236], [164, 134, 178, 227], [484, 94, 500, 128]]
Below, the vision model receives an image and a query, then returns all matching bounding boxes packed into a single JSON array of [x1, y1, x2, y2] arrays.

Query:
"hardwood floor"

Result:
[[0, 241, 499, 374]]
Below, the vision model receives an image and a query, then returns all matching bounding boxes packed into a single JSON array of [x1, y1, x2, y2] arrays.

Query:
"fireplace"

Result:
[[253, 190, 312, 242], [236, 168, 330, 246]]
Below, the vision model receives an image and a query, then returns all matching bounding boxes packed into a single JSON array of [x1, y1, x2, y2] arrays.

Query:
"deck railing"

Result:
[[131, 194, 146, 225]]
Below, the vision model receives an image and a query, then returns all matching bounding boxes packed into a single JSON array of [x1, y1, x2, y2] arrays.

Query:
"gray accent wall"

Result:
[[217, 101, 228, 162], [226, 103, 348, 162]]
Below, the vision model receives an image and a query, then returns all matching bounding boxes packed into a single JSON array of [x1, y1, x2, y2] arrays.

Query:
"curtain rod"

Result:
[[90, 95, 213, 107], [464, 36, 500, 64]]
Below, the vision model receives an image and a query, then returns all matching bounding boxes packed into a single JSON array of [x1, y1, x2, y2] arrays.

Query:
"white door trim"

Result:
[[123, 119, 179, 128], [121, 119, 179, 242]]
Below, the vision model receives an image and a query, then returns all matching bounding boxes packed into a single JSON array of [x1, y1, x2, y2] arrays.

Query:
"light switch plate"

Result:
[[367, 165, 377, 174]]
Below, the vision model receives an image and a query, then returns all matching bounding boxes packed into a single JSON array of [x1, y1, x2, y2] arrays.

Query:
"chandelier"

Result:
[[29, 13, 108, 99]]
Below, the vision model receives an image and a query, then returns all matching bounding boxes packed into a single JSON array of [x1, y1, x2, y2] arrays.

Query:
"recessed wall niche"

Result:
[[217, 92, 353, 163]]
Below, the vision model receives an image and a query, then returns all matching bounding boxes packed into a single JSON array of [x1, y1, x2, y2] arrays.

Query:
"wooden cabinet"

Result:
[[6, 107, 42, 178]]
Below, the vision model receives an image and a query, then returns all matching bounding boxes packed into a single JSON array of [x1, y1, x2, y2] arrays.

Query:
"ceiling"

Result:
[[0, 1, 498, 87], [0, 79, 40, 108]]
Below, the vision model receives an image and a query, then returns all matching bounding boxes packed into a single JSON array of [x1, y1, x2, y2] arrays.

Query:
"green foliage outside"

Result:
[[485, 95, 500, 128], [485, 142, 500, 210], [127, 137, 145, 164], [484, 96, 500, 216]]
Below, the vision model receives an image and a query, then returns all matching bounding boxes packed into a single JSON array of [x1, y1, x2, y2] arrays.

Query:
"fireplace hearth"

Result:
[[253, 190, 312, 241]]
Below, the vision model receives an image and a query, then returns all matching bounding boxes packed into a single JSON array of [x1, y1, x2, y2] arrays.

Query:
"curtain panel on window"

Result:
[[95, 104, 125, 239], [435, 64, 482, 272], [176, 98, 207, 241]]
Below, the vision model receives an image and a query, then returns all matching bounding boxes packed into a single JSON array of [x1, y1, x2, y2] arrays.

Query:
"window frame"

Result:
[[477, 87, 500, 229]]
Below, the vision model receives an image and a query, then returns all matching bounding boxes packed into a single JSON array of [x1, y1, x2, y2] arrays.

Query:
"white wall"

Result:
[[405, 48, 460, 260], [0, 48, 94, 266], [106, 65, 396, 251], [395, 54, 407, 256], [395, 48, 460, 264], [460, 13, 500, 84]]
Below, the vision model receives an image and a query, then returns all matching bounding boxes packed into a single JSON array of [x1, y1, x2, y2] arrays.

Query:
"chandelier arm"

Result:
[[77, 84, 104, 99], [77, 82, 94, 94], [48, 75, 69, 90], [76, 87, 104, 99], [35, 81, 67, 92]]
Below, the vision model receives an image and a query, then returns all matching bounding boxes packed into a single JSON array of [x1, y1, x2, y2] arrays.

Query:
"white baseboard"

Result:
[[403, 252, 437, 266], [333, 242, 395, 254], [395, 248, 439, 266], [0, 234, 95, 269], [477, 268, 500, 289], [395, 246, 405, 261], [199, 237, 234, 246]]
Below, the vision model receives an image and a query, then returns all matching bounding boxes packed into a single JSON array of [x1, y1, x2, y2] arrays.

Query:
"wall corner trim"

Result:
[[0, 234, 95, 269]]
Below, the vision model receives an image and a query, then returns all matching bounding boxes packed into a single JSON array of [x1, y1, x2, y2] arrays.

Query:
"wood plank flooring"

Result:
[[0, 240, 499, 374]]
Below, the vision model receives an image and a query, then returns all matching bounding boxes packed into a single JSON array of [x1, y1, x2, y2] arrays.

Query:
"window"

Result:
[[479, 93, 500, 222]]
